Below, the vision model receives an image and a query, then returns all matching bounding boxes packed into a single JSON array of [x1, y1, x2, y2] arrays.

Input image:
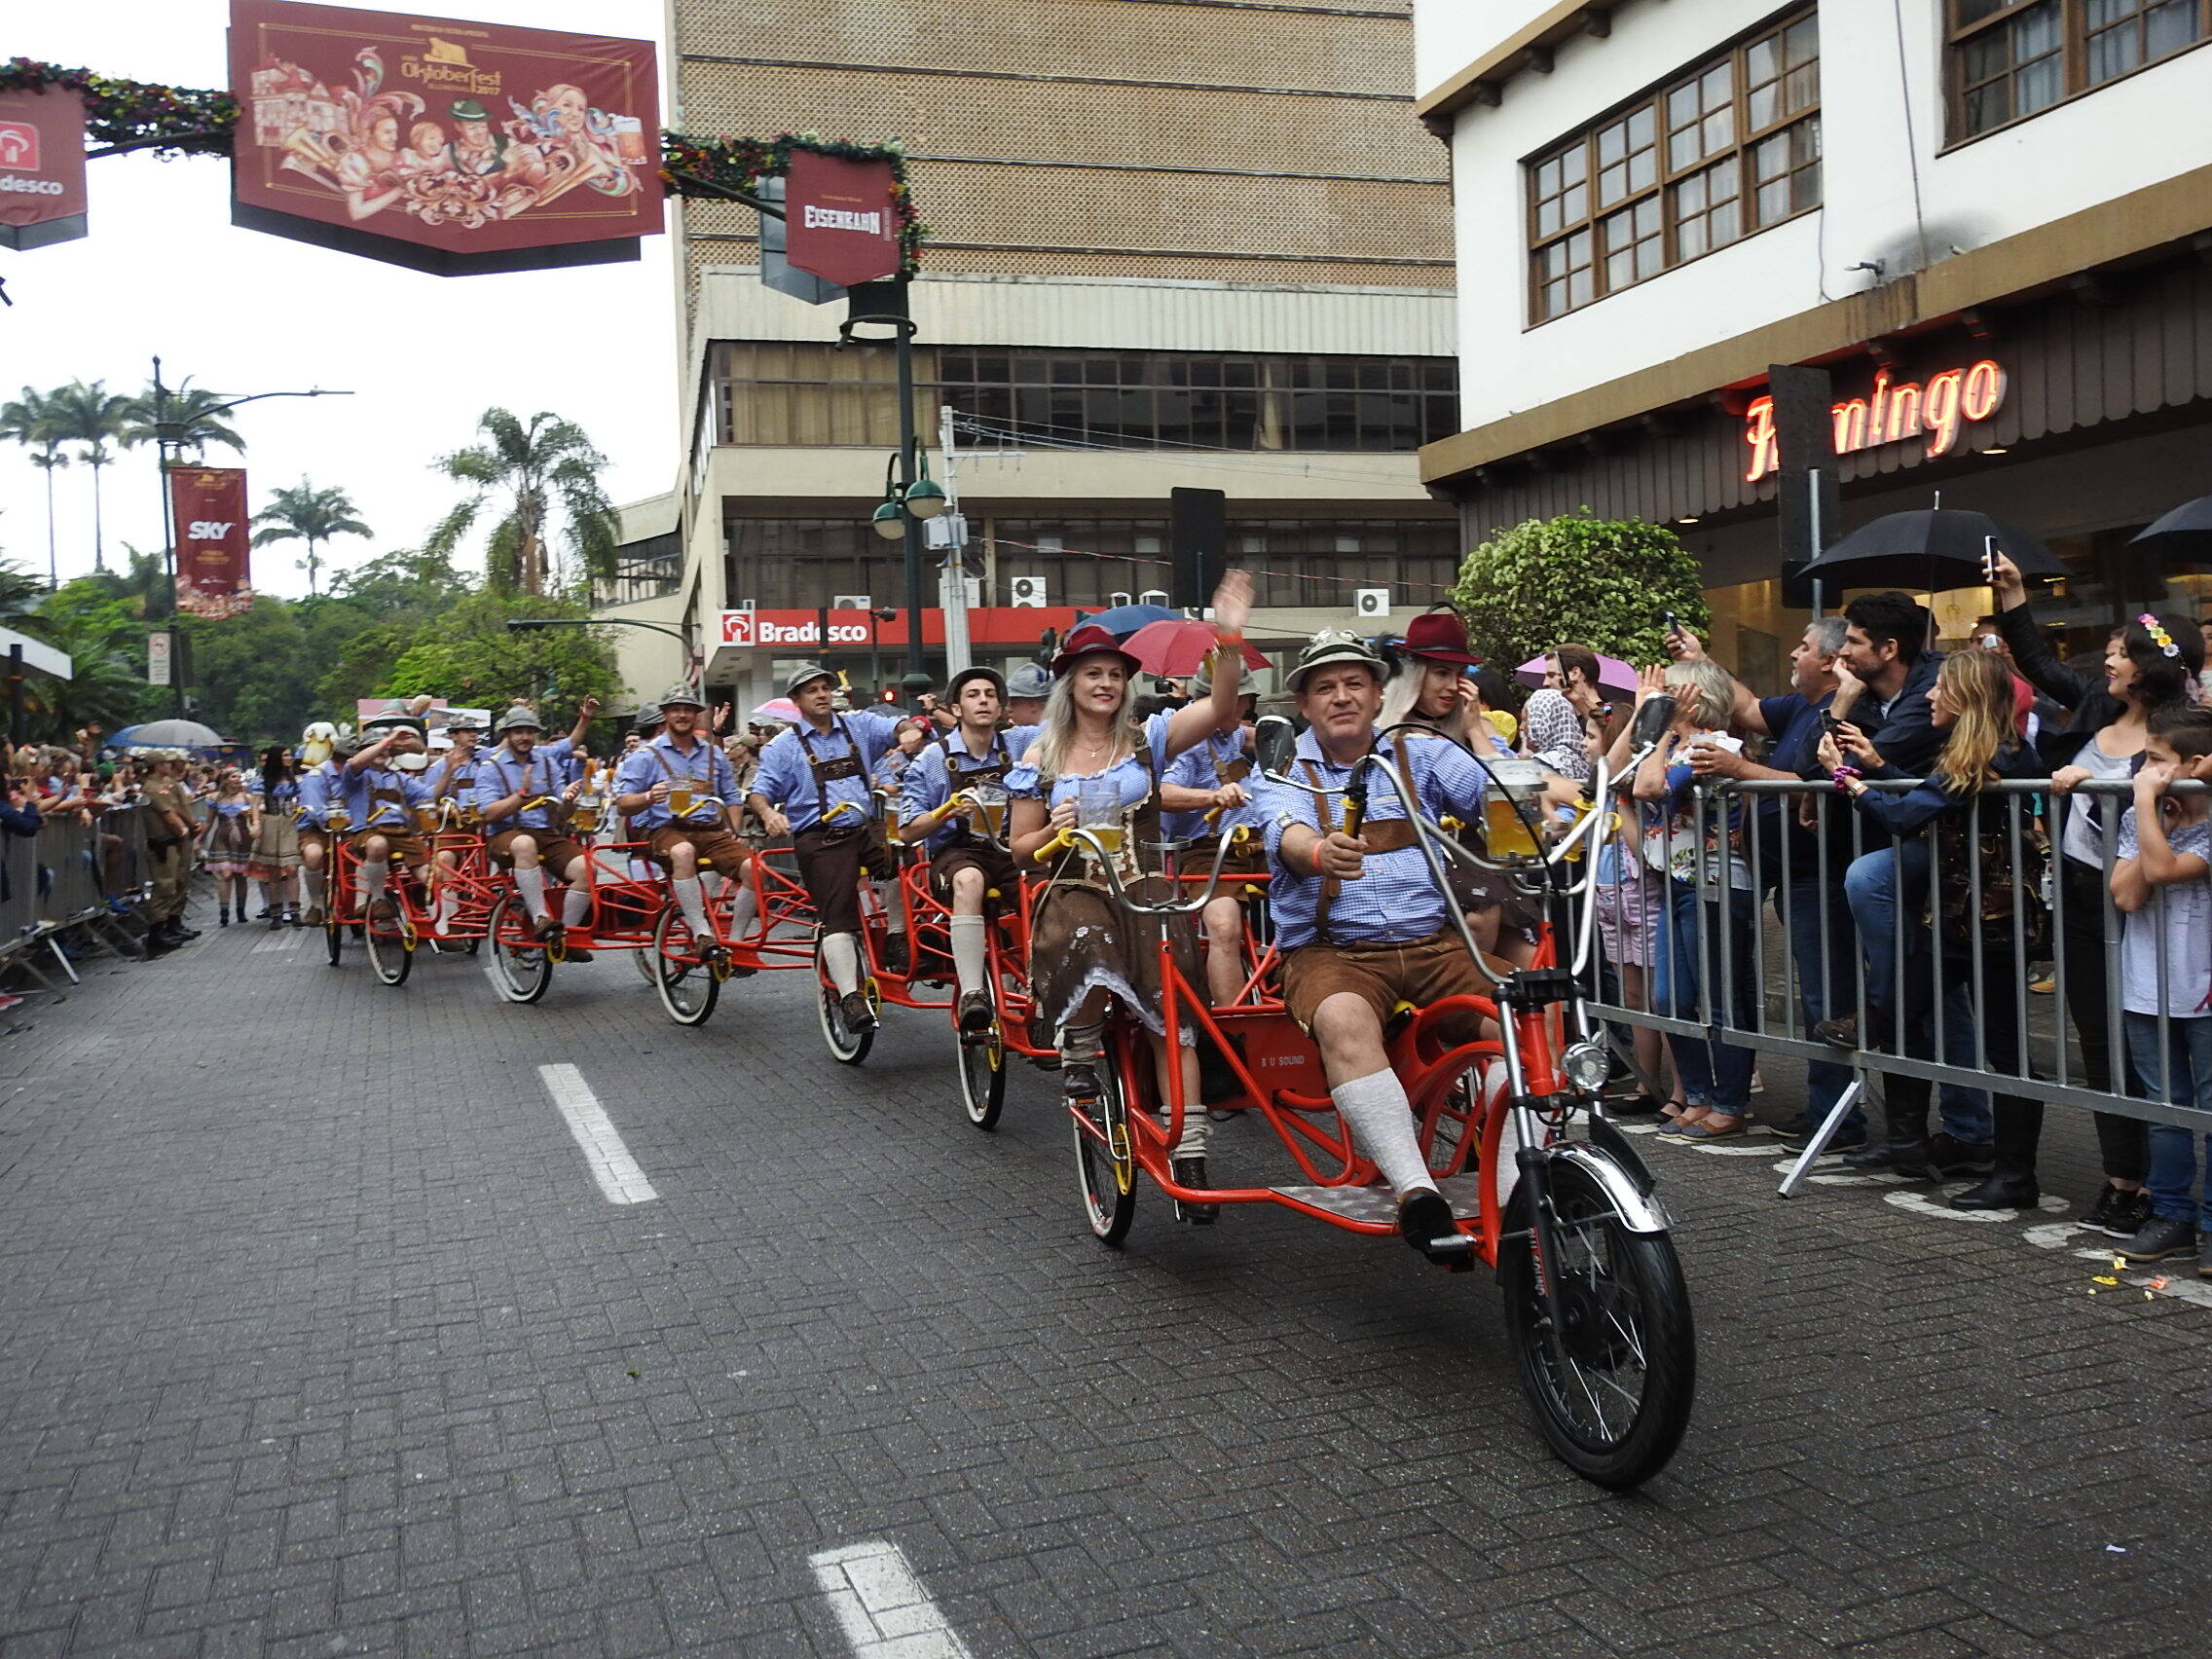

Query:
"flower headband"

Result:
[[2137, 613, 2181, 658]]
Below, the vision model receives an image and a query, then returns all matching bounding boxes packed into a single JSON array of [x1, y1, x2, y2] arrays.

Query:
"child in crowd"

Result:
[[2110, 702, 2212, 1275]]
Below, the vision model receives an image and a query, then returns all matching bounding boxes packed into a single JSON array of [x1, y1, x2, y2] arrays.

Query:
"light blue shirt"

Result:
[[296, 762, 335, 829], [472, 741, 577, 831], [611, 732, 740, 833], [2117, 808, 2212, 1018], [751, 710, 904, 833], [1161, 727, 1262, 842], [1005, 711, 1175, 814], [428, 752, 487, 803], [341, 763, 433, 830], [1262, 727, 1488, 948], [901, 729, 1019, 855]]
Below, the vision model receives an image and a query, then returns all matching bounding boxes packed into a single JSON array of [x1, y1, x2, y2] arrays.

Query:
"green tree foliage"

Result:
[[118, 377, 246, 460], [381, 590, 619, 711], [1451, 511, 1711, 672], [250, 478, 372, 597], [427, 409, 619, 596], [45, 380, 136, 572], [14, 608, 156, 735]]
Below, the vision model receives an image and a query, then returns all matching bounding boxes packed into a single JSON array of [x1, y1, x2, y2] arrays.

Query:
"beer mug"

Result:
[[415, 803, 441, 833], [1482, 756, 1546, 861], [1076, 776, 1124, 856], [325, 805, 351, 833], [972, 784, 1009, 839], [668, 781, 696, 819]]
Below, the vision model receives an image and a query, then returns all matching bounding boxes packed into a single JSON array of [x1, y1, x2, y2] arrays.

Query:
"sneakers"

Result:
[[2118, 1214, 2197, 1264], [2027, 964, 2056, 994], [2082, 1184, 2154, 1238], [1171, 1156, 1218, 1226], [838, 990, 878, 1033], [957, 987, 993, 1033], [1397, 1187, 1471, 1271], [1926, 1133, 1996, 1177]]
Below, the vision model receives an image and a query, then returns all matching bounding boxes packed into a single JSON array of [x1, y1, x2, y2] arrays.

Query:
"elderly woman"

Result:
[[1007, 571, 1252, 1218]]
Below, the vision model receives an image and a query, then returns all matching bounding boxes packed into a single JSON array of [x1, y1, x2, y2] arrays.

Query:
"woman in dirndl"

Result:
[[202, 767, 261, 928], [248, 745, 304, 928], [1007, 570, 1252, 1214]]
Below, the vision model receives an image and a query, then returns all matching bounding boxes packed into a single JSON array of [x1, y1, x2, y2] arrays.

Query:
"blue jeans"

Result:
[[1842, 843, 1993, 1142], [1785, 877, 1864, 1132], [2123, 1014, 2212, 1229], [1653, 880, 1757, 1112]]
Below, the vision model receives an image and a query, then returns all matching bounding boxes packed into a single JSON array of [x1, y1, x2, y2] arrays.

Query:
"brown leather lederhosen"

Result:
[[640, 740, 752, 877], [347, 769, 428, 866], [792, 719, 891, 936], [1301, 746, 1422, 946], [927, 730, 1016, 903]]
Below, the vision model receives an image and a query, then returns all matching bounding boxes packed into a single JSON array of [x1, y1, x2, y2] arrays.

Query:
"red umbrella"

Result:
[[1118, 618, 1270, 678]]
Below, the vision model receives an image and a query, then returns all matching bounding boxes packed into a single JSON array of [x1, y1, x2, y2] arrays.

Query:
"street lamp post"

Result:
[[149, 355, 352, 716]]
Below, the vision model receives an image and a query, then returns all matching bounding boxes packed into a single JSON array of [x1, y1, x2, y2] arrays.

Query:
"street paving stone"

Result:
[[0, 917, 2206, 1657]]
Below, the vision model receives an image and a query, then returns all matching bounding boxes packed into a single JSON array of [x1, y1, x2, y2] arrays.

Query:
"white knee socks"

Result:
[[673, 876, 710, 936], [1333, 1068, 1437, 1198], [515, 865, 547, 920], [873, 880, 903, 938], [305, 867, 325, 908], [359, 860, 389, 905], [561, 884, 592, 926], [822, 931, 862, 995], [726, 882, 758, 941], [949, 914, 987, 997]]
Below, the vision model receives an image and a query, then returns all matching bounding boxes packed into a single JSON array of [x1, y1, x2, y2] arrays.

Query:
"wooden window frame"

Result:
[[1942, 0, 2212, 148], [1525, 6, 1822, 329]]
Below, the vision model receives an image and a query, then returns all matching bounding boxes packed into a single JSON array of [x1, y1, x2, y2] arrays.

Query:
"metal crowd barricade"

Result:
[[0, 803, 155, 995], [1574, 772, 2211, 1196]]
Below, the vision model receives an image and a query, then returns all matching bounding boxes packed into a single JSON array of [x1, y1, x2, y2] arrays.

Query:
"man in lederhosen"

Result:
[[474, 706, 593, 943], [612, 684, 756, 969], [341, 712, 437, 922], [748, 664, 906, 1032], [898, 666, 1020, 1032], [1263, 631, 1573, 1267]]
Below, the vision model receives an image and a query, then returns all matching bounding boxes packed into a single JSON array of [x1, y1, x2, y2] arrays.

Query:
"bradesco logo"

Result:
[[718, 611, 873, 648], [0, 122, 40, 170]]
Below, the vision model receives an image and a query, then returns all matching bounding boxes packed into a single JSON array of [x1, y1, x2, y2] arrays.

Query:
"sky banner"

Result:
[[229, 1, 661, 276], [0, 85, 90, 250], [169, 467, 254, 619]]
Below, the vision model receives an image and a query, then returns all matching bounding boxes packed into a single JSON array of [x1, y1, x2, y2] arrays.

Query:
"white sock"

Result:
[[674, 876, 711, 936], [949, 914, 987, 998], [432, 890, 456, 931], [822, 931, 862, 995], [561, 885, 591, 926], [305, 868, 325, 908], [515, 865, 547, 920], [1333, 1068, 1437, 1198], [726, 883, 758, 941], [360, 860, 389, 903]]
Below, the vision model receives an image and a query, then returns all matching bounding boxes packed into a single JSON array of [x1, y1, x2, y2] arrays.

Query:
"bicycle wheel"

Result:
[[1070, 1059, 1136, 1246], [1499, 1155, 1695, 1490], [486, 896, 552, 1005], [364, 912, 414, 987], [324, 913, 344, 966], [817, 967, 875, 1065], [652, 907, 720, 1027], [955, 1022, 1007, 1131]]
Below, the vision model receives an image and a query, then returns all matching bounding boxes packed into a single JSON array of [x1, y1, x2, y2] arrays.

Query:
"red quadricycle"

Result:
[[644, 839, 816, 1026], [812, 798, 958, 1066], [1035, 710, 1698, 1491], [321, 803, 501, 986]]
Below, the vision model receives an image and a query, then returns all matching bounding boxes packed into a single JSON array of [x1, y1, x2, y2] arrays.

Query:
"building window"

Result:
[[592, 532, 682, 608], [723, 519, 911, 611], [940, 350, 1459, 453], [1947, 1, 2209, 140], [1527, 8, 1820, 324]]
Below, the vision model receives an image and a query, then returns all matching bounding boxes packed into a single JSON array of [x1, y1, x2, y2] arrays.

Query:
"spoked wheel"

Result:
[[652, 907, 721, 1027], [1500, 1155, 1695, 1490], [955, 1020, 1007, 1130], [817, 965, 875, 1065], [363, 910, 415, 987], [1070, 1057, 1136, 1246], [486, 896, 552, 1005]]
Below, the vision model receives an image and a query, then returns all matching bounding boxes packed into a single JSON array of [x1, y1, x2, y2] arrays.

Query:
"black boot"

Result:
[[1844, 1074, 1932, 1176], [1952, 1094, 2041, 1208]]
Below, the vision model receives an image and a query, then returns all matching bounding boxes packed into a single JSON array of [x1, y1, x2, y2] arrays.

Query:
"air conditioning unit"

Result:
[[1009, 575, 1049, 608], [1136, 588, 1169, 608], [832, 593, 871, 610], [1354, 587, 1391, 620], [1108, 590, 1131, 608]]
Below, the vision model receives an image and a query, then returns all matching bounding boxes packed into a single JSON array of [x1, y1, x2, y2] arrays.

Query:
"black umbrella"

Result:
[[2126, 492, 2212, 567], [1799, 509, 2066, 592]]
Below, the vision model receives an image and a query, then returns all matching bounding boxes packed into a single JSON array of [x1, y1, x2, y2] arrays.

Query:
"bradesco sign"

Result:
[[1743, 359, 2007, 482], [0, 85, 90, 250], [718, 608, 1080, 649]]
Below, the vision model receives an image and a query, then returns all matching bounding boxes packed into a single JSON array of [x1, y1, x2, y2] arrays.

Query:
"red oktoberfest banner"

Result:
[[168, 468, 254, 618]]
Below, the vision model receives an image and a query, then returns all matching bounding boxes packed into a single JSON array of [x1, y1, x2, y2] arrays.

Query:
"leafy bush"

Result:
[[1451, 510, 1710, 673]]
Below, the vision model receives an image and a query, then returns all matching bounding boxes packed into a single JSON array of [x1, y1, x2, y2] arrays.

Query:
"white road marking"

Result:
[[810, 1539, 974, 1659], [249, 930, 305, 954], [535, 1063, 657, 1204]]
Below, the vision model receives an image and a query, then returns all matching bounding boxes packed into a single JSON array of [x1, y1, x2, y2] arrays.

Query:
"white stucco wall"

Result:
[[1420, 0, 2212, 431]]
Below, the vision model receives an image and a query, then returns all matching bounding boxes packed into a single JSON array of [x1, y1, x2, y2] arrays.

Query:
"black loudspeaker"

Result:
[[1768, 363, 1840, 608], [1170, 487, 1226, 609]]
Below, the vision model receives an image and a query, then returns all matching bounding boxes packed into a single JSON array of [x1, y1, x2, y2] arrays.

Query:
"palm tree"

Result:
[[14, 608, 154, 737], [46, 380, 136, 574], [426, 409, 618, 597], [119, 378, 246, 461], [0, 386, 73, 588], [250, 478, 372, 597]]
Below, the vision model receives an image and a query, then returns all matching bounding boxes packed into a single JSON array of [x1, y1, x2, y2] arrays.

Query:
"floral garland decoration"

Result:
[[0, 61, 923, 270]]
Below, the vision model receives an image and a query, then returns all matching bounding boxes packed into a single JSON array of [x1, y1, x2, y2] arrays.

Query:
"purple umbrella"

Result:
[[1514, 652, 1638, 699]]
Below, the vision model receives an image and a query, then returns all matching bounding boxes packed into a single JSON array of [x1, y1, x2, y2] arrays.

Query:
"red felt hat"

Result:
[[1050, 623, 1144, 678], [1400, 610, 1480, 666]]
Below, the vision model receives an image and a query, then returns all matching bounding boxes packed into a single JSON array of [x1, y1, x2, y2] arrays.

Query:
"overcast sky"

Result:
[[2, 0, 679, 597]]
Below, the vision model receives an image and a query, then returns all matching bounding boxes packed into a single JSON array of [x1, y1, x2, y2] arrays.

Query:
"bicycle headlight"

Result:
[[1563, 1040, 1611, 1094]]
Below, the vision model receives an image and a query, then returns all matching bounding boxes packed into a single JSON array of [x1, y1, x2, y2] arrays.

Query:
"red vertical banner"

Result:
[[783, 150, 901, 288], [0, 85, 90, 250], [168, 468, 255, 618]]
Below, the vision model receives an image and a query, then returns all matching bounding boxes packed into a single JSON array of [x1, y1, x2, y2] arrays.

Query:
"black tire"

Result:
[[817, 969, 876, 1064], [486, 896, 552, 1005], [1071, 1059, 1136, 1246], [1499, 1155, 1695, 1490], [364, 912, 414, 987], [652, 907, 720, 1027], [956, 1022, 1007, 1130], [325, 912, 344, 967]]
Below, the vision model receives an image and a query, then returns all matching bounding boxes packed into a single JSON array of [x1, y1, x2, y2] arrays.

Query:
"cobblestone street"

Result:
[[0, 925, 2206, 1658]]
